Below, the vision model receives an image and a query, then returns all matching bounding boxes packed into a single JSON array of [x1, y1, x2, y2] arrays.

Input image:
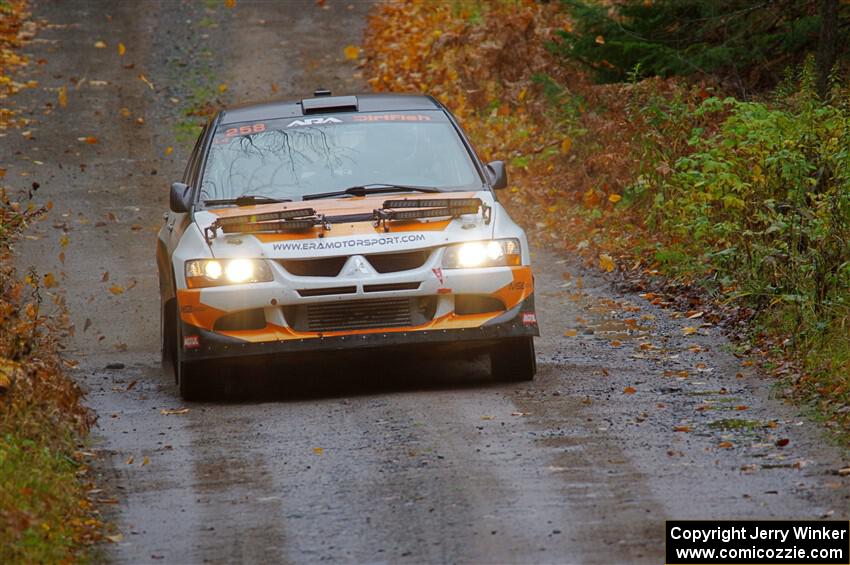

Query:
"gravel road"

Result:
[[4, 1, 849, 563]]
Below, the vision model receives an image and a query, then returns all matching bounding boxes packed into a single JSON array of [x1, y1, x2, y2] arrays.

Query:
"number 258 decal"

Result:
[[224, 123, 267, 137]]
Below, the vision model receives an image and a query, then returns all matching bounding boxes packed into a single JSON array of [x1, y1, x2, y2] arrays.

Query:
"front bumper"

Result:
[[180, 295, 538, 362]]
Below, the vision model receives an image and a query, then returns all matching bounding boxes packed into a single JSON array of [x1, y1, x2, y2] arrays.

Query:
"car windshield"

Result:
[[200, 110, 482, 204]]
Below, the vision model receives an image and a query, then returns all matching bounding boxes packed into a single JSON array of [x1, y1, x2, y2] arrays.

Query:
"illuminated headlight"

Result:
[[185, 259, 273, 288], [442, 239, 521, 269]]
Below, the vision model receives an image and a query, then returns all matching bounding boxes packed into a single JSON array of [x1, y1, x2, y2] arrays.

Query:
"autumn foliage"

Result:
[[0, 2, 103, 560], [364, 1, 850, 437]]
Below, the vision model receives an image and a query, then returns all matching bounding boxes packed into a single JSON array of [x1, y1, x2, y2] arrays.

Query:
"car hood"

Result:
[[194, 191, 497, 260]]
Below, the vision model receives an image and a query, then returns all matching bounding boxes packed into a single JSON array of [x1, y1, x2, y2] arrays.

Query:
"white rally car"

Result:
[[157, 91, 538, 399]]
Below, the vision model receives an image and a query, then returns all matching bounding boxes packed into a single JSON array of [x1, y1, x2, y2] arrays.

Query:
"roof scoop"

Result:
[[313, 88, 332, 97]]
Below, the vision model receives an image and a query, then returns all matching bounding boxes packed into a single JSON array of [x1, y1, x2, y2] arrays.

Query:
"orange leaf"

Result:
[[343, 45, 360, 61], [608, 194, 622, 203], [44, 272, 58, 288], [623, 386, 636, 394], [673, 425, 691, 433], [718, 441, 733, 449], [564, 329, 578, 337], [109, 284, 125, 295], [118, 42, 126, 56], [58, 86, 68, 108], [599, 254, 615, 272]]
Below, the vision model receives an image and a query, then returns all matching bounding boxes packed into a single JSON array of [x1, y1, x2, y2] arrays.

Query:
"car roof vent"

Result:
[[301, 94, 358, 114], [313, 88, 332, 97]]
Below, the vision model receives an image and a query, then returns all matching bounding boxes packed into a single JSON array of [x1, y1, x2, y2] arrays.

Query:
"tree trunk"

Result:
[[816, 0, 839, 99]]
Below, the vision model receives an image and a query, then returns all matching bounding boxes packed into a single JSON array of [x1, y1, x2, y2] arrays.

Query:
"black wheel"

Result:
[[161, 298, 177, 380], [172, 304, 205, 401], [490, 337, 536, 382], [176, 355, 204, 401]]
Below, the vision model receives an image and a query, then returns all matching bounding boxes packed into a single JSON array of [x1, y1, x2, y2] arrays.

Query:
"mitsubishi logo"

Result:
[[353, 257, 370, 275]]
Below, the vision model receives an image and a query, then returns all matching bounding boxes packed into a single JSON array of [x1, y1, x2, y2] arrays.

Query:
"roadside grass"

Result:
[[0, 2, 104, 560], [362, 1, 850, 444], [0, 200, 102, 562]]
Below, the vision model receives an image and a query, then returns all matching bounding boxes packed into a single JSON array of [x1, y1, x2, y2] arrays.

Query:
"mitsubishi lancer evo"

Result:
[[157, 91, 539, 399]]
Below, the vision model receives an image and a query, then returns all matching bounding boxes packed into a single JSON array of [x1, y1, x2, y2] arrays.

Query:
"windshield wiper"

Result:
[[302, 183, 441, 201], [204, 195, 292, 207]]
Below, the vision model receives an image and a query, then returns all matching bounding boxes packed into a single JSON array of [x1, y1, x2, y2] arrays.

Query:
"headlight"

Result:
[[185, 259, 273, 288], [442, 239, 521, 269]]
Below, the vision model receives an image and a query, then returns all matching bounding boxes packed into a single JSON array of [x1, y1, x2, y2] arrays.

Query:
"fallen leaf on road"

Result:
[[138, 74, 155, 90], [673, 425, 691, 432], [59, 234, 69, 248], [563, 329, 577, 337], [83, 318, 92, 332], [118, 42, 126, 56], [225, 0, 236, 7], [78, 136, 98, 144], [718, 441, 733, 449], [126, 379, 137, 391], [119, 107, 131, 118], [101, 271, 109, 282], [610, 340, 621, 347], [776, 438, 790, 447], [686, 311, 704, 319], [623, 386, 636, 394], [343, 45, 360, 60], [682, 326, 698, 336], [109, 284, 124, 295], [141, 456, 150, 466], [511, 411, 529, 416], [58, 85, 68, 108], [106, 533, 123, 543], [837, 467, 850, 476], [734, 405, 748, 411], [598, 253, 615, 272], [125, 455, 134, 465], [160, 408, 190, 415], [94, 40, 106, 48], [218, 83, 228, 93], [43, 272, 58, 288], [480, 415, 494, 420], [313, 447, 324, 455], [164, 146, 173, 156]]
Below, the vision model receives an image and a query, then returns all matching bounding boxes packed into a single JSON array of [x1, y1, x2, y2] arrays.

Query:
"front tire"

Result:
[[172, 304, 205, 401], [490, 337, 536, 382]]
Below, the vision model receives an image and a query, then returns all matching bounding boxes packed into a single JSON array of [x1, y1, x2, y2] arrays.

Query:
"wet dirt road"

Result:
[[5, 1, 850, 563]]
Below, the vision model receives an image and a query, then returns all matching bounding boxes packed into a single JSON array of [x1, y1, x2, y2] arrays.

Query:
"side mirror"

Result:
[[485, 160, 508, 190], [170, 182, 192, 213]]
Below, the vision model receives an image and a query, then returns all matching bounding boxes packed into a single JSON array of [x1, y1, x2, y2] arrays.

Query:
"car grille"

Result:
[[365, 250, 431, 273], [278, 250, 431, 277], [306, 298, 412, 332], [278, 257, 347, 277], [284, 296, 437, 333]]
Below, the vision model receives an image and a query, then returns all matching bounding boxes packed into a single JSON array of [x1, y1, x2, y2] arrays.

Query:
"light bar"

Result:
[[220, 219, 317, 233], [382, 198, 482, 210], [216, 207, 316, 227], [382, 206, 480, 221]]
